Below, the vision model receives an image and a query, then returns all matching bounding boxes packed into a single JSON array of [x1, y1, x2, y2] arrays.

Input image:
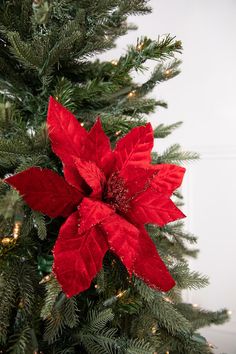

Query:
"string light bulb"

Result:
[[151, 325, 157, 334], [103, 289, 127, 307], [39, 273, 52, 284], [208, 343, 215, 349], [115, 130, 121, 136], [1, 237, 12, 246], [192, 303, 199, 308], [227, 310, 232, 315], [80, 122, 84, 127], [136, 42, 144, 51], [116, 290, 127, 299], [164, 296, 173, 304], [111, 59, 118, 66], [1, 219, 22, 247], [13, 221, 22, 239], [127, 90, 136, 98], [165, 69, 172, 77]]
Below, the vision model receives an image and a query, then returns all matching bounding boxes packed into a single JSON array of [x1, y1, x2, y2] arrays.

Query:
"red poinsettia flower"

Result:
[[5, 97, 186, 297]]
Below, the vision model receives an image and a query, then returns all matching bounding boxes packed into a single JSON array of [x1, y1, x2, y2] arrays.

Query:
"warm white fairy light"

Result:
[[164, 297, 173, 304], [39, 274, 52, 284], [127, 90, 136, 98], [151, 325, 157, 334], [227, 310, 232, 315], [81, 122, 84, 127], [115, 130, 121, 136], [1, 219, 22, 246], [13, 221, 22, 239], [111, 59, 118, 66], [1, 237, 12, 246], [165, 69, 172, 77], [116, 290, 127, 299], [208, 342, 215, 349], [136, 42, 144, 51], [192, 303, 199, 308]]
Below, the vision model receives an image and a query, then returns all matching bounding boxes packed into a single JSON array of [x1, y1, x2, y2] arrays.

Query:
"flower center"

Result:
[[104, 172, 130, 213]]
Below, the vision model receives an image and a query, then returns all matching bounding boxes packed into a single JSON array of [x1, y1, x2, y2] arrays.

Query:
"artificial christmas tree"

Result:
[[0, 1, 229, 353]]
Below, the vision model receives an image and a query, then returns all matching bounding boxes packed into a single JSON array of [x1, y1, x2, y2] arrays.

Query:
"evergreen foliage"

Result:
[[0, 0, 229, 353]]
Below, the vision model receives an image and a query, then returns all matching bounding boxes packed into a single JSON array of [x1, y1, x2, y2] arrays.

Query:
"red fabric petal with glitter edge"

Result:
[[5, 167, 82, 218], [85, 118, 114, 175], [78, 197, 115, 235], [114, 123, 153, 172], [127, 189, 185, 227], [63, 163, 87, 193], [47, 96, 88, 166], [100, 213, 139, 274], [74, 157, 106, 199], [121, 166, 158, 198], [150, 164, 186, 197], [122, 164, 185, 199], [53, 211, 109, 297], [134, 227, 175, 292]]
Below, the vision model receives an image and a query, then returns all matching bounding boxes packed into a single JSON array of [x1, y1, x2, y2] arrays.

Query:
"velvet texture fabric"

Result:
[[5, 97, 186, 297]]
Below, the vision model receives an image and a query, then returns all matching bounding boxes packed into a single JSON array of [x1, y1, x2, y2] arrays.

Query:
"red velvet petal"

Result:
[[47, 97, 88, 166], [100, 213, 139, 274], [134, 227, 175, 292], [54, 211, 80, 245], [151, 164, 186, 196], [74, 158, 106, 199], [114, 123, 153, 172], [122, 166, 157, 198], [123, 164, 185, 199], [128, 190, 185, 227], [63, 163, 88, 193], [78, 198, 114, 235], [5, 167, 82, 218], [85, 118, 113, 174], [53, 211, 108, 297]]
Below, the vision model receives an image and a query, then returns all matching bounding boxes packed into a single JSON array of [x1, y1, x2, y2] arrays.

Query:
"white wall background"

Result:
[[99, 1, 236, 353]]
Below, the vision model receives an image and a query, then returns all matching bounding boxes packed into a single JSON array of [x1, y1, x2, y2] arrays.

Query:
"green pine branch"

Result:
[[176, 304, 230, 331], [117, 35, 182, 73], [138, 59, 182, 96], [153, 144, 199, 164], [154, 122, 183, 138], [171, 262, 209, 290]]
